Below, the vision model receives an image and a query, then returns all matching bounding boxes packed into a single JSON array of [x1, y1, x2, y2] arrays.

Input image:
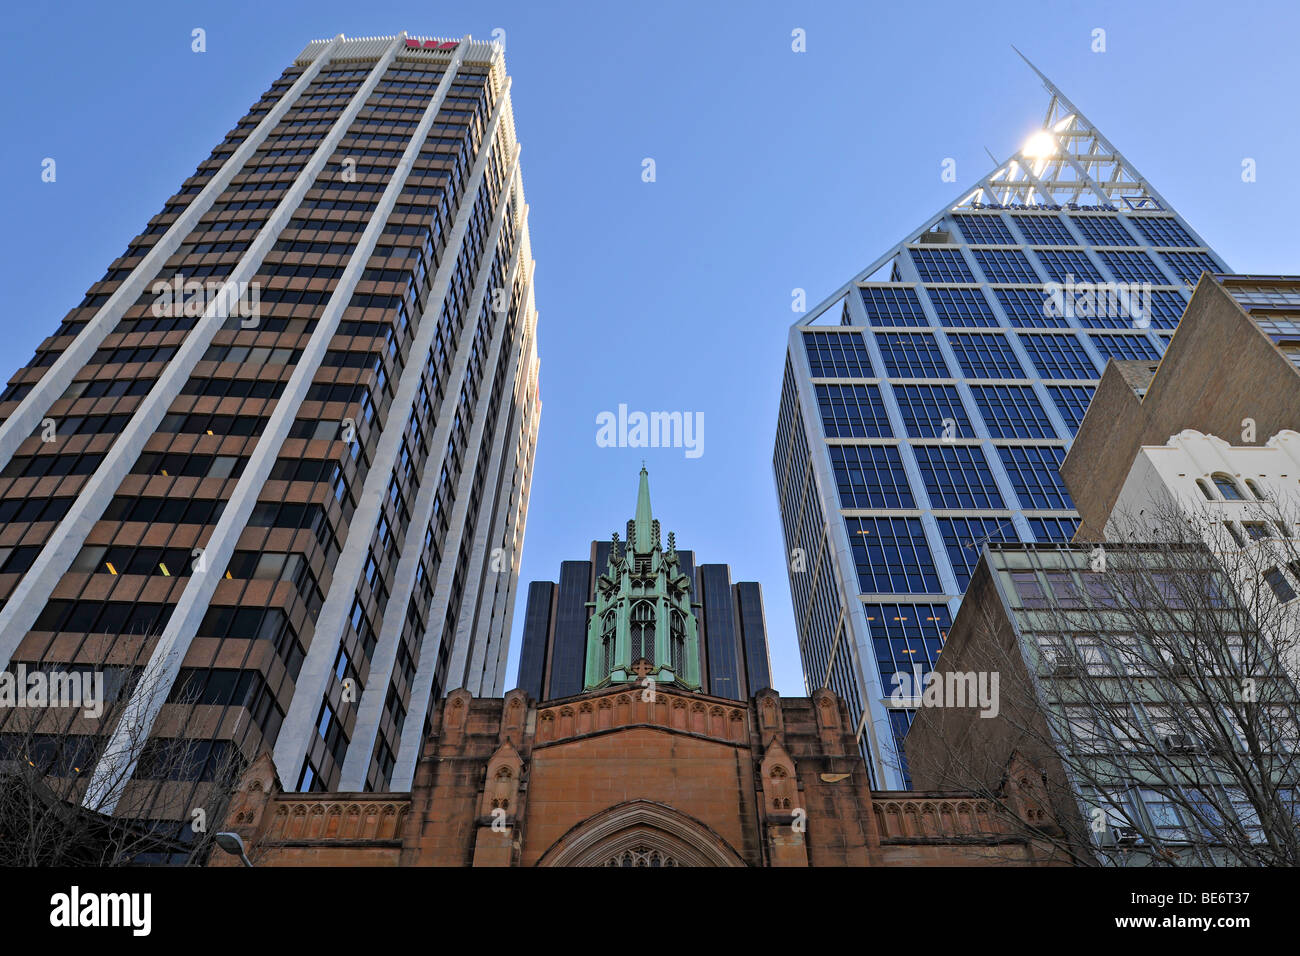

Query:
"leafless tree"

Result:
[[907, 490, 1300, 866], [0, 635, 244, 866]]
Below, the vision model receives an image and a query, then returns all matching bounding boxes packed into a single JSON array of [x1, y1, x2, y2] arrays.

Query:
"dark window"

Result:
[[876, 332, 949, 378], [998, 445, 1072, 509], [829, 445, 915, 509], [859, 287, 927, 327], [892, 384, 973, 439], [845, 516, 941, 594], [913, 445, 1004, 509], [815, 384, 892, 438], [971, 385, 1055, 438], [803, 332, 874, 377]]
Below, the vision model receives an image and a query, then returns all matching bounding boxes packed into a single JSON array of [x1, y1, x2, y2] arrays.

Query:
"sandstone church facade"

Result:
[[214, 472, 1065, 867]]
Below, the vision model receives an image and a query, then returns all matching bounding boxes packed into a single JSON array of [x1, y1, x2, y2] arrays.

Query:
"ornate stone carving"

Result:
[[760, 740, 799, 813], [481, 741, 524, 820], [263, 796, 409, 842]]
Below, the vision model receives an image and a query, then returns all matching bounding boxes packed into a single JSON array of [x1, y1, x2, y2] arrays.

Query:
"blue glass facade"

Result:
[[773, 75, 1232, 788], [549, 560, 592, 699], [517, 580, 553, 700], [735, 582, 773, 695], [699, 564, 742, 699]]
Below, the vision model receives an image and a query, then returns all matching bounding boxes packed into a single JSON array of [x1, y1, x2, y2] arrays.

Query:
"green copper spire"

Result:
[[583, 469, 701, 693], [633, 464, 653, 552]]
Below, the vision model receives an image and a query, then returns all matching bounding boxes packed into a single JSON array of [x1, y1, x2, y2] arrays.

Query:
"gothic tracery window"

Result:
[[670, 611, 686, 675], [601, 611, 616, 674], [605, 845, 678, 867], [629, 601, 655, 665]]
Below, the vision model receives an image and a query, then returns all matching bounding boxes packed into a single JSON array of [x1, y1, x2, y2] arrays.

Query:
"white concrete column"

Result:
[[80, 34, 475, 811], [321, 138, 522, 790], [478, 319, 541, 695], [386, 199, 537, 789], [0, 34, 409, 670], [271, 58, 517, 789], [444, 251, 534, 694], [0, 36, 345, 470]]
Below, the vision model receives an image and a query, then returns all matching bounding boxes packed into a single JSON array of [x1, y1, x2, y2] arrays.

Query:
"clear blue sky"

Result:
[[2, 0, 1296, 695]]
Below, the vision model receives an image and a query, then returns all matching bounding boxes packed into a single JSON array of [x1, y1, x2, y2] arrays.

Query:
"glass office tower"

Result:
[[0, 33, 541, 838], [772, 56, 1230, 789]]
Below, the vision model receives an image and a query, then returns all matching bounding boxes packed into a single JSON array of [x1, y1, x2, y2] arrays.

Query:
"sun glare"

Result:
[[1022, 130, 1058, 159]]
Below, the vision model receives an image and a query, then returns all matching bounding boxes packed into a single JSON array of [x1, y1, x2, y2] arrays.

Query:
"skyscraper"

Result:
[[772, 55, 1231, 789], [0, 31, 540, 836]]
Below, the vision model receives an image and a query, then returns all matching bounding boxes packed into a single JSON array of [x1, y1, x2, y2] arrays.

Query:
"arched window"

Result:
[[1196, 479, 1214, 500], [670, 611, 686, 675], [600, 611, 616, 674], [606, 846, 678, 867], [629, 601, 655, 665], [538, 802, 747, 867], [1212, 474, 1244, 500], [1245, 479, 1268, 501]]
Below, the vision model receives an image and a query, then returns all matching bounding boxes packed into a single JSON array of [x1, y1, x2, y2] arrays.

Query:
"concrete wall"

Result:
[[1062, 278, 1300, 538]]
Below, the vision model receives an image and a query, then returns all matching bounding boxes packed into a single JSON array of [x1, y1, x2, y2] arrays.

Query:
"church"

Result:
[[214, 470, 1065, 866]]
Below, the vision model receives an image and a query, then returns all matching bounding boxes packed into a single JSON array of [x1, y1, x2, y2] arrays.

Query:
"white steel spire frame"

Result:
[[795, 49, 1219, 329]]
